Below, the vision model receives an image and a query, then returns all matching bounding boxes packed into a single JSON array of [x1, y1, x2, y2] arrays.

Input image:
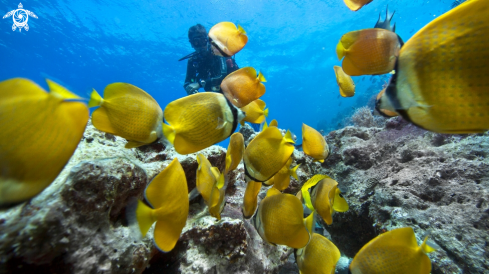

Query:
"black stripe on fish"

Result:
[[225, 97, 239, 138], [209, 37, 231, 58]]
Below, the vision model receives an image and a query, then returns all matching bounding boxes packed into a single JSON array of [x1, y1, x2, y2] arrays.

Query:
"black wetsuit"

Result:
[[183, 52, 239, 93]]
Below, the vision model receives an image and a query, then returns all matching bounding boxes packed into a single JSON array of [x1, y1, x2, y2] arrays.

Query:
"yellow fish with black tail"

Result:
[[126, 158, 189, 252], [302, 123, 329, 163], [383, 0, 489, 134], [162, 93, 245, 155], [88, 83, 163, 149], [301, 175, 348, 225], [375, 88, 399, 117], [264, 157, 300, 191], [239, 99, 268, 125], [221, 67, 266, 108], [343, 0, 373, 11], [251, 187, 310, 249], [243, 126, 295, 182], [242, 180, 262, 219], [334, 66, 355, 97], [0, 78, 88, 206], [350, 227, 437, 274], [336, 28, 401, 76], [225, 132, 244, 175], [208, 22, 248, 57]]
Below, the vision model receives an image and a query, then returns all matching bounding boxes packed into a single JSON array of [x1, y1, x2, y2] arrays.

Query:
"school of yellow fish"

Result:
[[1, 0, 488, 272]]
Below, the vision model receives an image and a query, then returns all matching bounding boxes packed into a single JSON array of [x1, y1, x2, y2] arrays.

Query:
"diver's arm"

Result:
[[183, 59, 200, 95]]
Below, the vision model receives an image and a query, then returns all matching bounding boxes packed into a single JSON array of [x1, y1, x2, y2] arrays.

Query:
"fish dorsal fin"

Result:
[[269, 119, 278, 127], [332, 187, 349, 212], [258, 71, 267, 82], [290, 164, 300, 180], [301, 174, 331, 211], [284, 130, 295, 144], [255, 99, 266, 110], [47, 79, 81, 100], [261, 121, 268, 131], [266, 187, 281, 197]]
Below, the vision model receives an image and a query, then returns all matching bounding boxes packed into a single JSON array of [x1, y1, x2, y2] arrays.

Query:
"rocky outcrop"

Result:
[[0, 120, 289, 274], [318, 116, 489, 274], [2, 116, 488, 274]]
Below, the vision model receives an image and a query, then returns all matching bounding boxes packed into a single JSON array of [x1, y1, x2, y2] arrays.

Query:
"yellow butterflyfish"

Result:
[[128, 158, 188, 252], [350, 227, 437, 274], [295, 233, 341, 274], [225, 132, 244, 175], [242, 180, 262, 219], [88, 83, 163, 149], [208, 22, 248, 57], [0, 78, 88, 206], [334, 66, 355, 97], [383, 0, 489, 133], [302, 123, 329, 163], [162, 93, 245, 154], [221, 67, 266, 108], [239, 99, 268, 125], [243, 126, 295, 182], [336, 28, 401, 76], [252, 190, 310, 249], [266, 157, 300, 191], [301, 175, 348, 225]]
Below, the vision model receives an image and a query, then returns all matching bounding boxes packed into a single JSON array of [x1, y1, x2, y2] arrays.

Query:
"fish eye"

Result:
[[339, 193, 344, 198]]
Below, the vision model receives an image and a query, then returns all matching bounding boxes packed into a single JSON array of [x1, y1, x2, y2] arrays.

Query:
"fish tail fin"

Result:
[[336, 42, 345, 60], [263, 108, 269, 118], [126, 198, 155, 237], [258, 71, 267, 82], [261, 121, 268, 131], [304, 210, 316, 236], [88, 89, 104, 108], [46, 79, 81, 100], [237, 24, 247, 35], [162, 123, 176, 145], [421, 235, 438, 254], [284, 130, 295, 144], [290, 164, 300, 180]]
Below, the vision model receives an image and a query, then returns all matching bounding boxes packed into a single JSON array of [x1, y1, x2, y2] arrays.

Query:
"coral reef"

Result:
[[1, 115, 488, 274]]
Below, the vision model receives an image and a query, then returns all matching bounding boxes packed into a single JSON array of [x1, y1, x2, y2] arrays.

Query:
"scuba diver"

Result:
[[180, 24, 239, 95]]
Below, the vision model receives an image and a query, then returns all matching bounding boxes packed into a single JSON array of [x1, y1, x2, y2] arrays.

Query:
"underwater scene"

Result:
[[0, 0, 488, 273]]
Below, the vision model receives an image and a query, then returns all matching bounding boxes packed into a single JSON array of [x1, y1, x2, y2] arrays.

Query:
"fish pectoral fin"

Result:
[[125, 140, 146, 149], [216, 117, 227, 130]]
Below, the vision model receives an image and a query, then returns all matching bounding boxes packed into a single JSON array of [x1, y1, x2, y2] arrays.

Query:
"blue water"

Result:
[[0, 0, 453, 147]]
